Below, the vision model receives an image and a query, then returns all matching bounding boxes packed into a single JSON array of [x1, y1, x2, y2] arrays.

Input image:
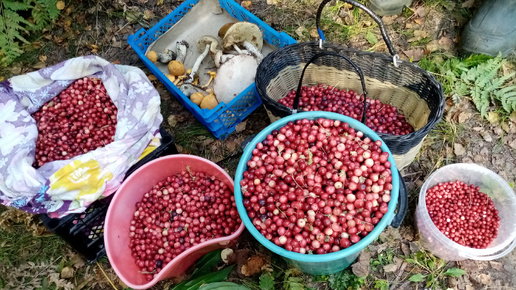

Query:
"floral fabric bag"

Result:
[[0, 56, 163, 217]]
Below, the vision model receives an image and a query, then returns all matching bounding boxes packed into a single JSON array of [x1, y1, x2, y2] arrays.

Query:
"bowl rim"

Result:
[[234, 111, 400, 263], [417, 162, 516, 256], [104, 154, 245, 289]]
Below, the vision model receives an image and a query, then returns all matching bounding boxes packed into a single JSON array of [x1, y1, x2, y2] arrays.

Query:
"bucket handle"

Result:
[[462, 237, 516, 261], [391, 170, 408, 228], [292, 51, 369, 124], [315, 0, 399, 67]]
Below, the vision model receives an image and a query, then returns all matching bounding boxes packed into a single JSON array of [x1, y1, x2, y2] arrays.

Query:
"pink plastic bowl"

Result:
[[104, 154, 245, 289]]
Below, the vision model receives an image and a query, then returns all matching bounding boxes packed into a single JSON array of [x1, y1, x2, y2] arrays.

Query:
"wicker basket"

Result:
[[255, 0, 445, 169]]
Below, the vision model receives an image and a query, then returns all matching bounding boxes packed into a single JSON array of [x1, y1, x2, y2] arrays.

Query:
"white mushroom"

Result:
[[213, 54, 259, 105], [222, 22, 264, 62], [186, 36, 221, 84]]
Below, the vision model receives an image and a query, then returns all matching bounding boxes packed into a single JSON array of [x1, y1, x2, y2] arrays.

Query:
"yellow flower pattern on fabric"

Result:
[[49, 159, 113, 198]]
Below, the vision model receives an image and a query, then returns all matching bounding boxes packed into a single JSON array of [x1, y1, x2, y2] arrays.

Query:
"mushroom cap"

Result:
[[222, 22, 263, 51], [168, 60, 185, 76], [146, 51, 158, 62], [218, 22, 236, 39], [197, 35, 221, 55]]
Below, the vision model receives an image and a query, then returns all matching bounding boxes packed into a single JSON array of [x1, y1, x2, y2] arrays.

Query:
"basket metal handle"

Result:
[[293, 51, 369, 124], [315, 0, 399, 67]]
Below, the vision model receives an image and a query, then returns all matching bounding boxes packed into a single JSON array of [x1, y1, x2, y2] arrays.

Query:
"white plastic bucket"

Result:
[[416, 163, 516, 261]]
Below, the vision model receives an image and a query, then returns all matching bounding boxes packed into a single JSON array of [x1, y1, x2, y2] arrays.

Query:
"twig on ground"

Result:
[[96, 261, 118, 290]]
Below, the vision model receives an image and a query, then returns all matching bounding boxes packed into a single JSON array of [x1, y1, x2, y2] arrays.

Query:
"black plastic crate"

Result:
[[39, 129, 178, 262]]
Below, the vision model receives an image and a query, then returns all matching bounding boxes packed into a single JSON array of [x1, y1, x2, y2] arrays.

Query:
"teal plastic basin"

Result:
[[234, 111, 402, 275]]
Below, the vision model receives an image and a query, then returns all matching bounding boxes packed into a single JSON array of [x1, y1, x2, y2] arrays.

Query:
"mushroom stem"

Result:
[[201, 71, 217, 89], [176, 40, 189, 64], [242, 41, 263, 62], [156, 49, 176, 63], [232, 44, 245, 54], [186, 44, 210, 84]]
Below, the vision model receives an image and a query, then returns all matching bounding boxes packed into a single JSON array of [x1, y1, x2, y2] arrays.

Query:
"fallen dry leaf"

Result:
[[381, 15, 397, 25], [33, 62, 46, 69], [486, 112, 500, 124], [167, 115, 177, 127], [60, 266, 74, 279], [415, 6, 426, 17], [143, 10, 154, 20], [383, 263, 398, 273], [90, 44, 99, 53], [480, 131, 493, 142], [235, 120, 247, 133], [458, 111, 472, 123], [295, 26, 307, 38], [39, 55, 47, 62], [409, 30, 428, 42], [462, 0, 475, 8], [438, 37, 454, 51], [453, 143, 466, 156], [241, 255, 265, 276], [351, 251, 371, 277], [147, 74, 157, 81], [310, 28, 319, 38], [241, 1, 252, 10], [413, 17, 424, 25], [266, 0, 278, 5], [511, 140, 516, 150], [425, 40, 440, 52], [402, 49, 424, 61], [509, 111, 516, 124]]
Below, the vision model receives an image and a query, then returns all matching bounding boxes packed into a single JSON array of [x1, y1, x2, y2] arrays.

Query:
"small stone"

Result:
[[480, 131, 493, 142], [454, 143, 466, 156]]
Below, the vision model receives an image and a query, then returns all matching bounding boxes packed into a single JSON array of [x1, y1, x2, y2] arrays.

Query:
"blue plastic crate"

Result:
[[128, 0, 297, 139]]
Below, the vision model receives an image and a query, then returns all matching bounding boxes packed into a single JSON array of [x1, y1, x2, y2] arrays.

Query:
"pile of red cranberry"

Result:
[[278, 84, 414, 135], [241, 117, 394, 254], [32, 77, 117, 168], [129, 170, 241, 281], [425, 181, 500, 249]]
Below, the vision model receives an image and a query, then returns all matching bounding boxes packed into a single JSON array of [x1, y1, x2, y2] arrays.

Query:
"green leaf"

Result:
[[172, 265, 235, 290], [444, 268, 466, 277], [259, 273, 275, 290], [404, 258, 416, 264], [366, 31, 378, 45], [198, 282, 250, 290], [409, 273, 425, 282], [190, 250, 222, 279], [426, 273, 434, 288]]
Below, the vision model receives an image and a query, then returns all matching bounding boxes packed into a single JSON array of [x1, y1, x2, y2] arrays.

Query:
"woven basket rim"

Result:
[[256, 42, 445, 141]]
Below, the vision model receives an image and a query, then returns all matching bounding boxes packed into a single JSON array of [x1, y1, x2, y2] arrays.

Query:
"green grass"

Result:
[[0, 223, 68, 267]]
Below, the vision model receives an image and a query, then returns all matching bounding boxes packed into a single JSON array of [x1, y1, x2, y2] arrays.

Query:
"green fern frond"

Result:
[[3, 0, 32, 11], [498, 90, 516, 112], [0, 0, 61, 66]]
